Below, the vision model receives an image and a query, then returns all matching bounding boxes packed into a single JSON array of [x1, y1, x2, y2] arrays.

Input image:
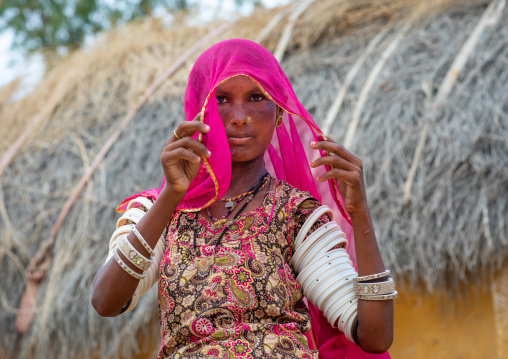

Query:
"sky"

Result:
[[0, 0, 290, 92], [0, 29, 44, 89]]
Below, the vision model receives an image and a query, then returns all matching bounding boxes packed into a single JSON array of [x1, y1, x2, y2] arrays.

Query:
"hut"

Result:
[[1, 0, 507, 357]]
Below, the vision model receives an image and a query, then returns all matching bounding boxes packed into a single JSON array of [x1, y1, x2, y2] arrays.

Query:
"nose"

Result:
[[230, 104, 249, 126]]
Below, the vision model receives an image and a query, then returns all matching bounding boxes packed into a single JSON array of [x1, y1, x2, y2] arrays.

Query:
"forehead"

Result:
[[216, 76, 260, 93]]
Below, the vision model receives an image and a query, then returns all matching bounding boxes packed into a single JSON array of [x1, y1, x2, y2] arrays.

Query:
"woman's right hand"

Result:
[[161, 114, 211, 194]]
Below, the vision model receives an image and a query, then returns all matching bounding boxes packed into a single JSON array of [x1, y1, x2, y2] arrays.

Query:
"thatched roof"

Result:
[[1, 0, 507, 357]]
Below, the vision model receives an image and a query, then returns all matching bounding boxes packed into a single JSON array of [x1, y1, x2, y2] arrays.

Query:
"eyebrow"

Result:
[[215, 85, 261, 96]]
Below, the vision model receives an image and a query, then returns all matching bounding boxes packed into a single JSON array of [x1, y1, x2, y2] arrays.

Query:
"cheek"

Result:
[[255, 114, 276, 137], [251, 102, 276, 123], [256, 119, 276, 149], [217, 106, 231, 122]]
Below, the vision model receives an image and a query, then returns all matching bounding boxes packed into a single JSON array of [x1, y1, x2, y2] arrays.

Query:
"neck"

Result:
[[226, 156, 267, 198]]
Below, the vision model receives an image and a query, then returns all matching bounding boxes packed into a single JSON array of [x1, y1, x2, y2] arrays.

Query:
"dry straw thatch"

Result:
[[1, 0, 507, 357]]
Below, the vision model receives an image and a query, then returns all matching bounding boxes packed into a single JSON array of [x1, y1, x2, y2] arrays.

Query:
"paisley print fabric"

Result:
[[157, 178, 329, 358]]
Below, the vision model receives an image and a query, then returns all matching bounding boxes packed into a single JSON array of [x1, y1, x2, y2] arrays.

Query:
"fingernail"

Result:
[[317, 176, 322, 180], [311, 141, 317, 147], [309, 161, 314, 166], [207, 151, 211, 157], [196, 156, 201, 162], [204, 125, 210, 131]]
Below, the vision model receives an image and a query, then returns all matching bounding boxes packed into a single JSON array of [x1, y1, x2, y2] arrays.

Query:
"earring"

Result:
[[276, 115, 283, 128], [246, 116, 252, 124]]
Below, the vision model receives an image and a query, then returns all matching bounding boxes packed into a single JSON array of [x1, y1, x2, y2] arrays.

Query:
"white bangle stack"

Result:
[[132, 226, 155, 257], [113, 247, 146, 280], [293, 205, 396, 342], [116, 233, 153, 271], [104, 196, 166, 313], [292, 206, 358, 341]]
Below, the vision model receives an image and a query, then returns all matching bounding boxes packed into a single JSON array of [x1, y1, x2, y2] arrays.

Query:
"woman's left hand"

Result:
[[311, 139, 393, 354], [310, 138, 368, 219]]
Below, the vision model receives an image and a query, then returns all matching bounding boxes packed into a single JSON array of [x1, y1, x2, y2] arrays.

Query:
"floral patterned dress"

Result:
[[157, 178, 329, 358]]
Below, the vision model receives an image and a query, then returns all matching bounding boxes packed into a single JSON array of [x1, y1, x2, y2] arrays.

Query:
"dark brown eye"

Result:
[[216, 96, 228, 104], [251, 94, 264, 102]]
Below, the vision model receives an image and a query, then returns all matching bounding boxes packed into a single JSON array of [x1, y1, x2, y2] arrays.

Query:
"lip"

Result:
[[227, 136, 253, 145]]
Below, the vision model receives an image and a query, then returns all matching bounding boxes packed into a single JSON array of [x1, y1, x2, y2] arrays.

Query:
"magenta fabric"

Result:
[[117, 39, 388, 358]]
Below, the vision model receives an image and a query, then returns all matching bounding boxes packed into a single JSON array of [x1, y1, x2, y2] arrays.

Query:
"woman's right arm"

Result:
[[91, 116, 210, 317]]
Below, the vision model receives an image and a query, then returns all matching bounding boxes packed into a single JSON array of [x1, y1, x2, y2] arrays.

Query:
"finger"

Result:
[[317, 133, 335, 142], [310, 155, 359, 172], [169, 114, 210, 143], [181, 113, 210, 135], [161, 147, 202, 165], [311, 140, 361, 166], [317, 167, 360, 183], [165, 137, 211, 159]]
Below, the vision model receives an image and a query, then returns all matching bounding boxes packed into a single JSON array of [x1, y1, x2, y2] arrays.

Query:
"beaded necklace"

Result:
[[206, 173, 269, 229], [220, 190, 255, 208], [218, 174, 270, 208], [192, 173, 270, 253]]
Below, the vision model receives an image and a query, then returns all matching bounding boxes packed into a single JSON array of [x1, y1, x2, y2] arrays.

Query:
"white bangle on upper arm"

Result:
[[293, 204, 396, 342]]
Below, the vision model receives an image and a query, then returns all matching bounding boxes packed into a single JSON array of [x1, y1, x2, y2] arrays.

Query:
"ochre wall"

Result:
[[390, 286, 498, 358]]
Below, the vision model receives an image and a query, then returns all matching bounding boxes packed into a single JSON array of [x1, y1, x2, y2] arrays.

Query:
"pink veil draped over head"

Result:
[[117, 39, 389, 359]]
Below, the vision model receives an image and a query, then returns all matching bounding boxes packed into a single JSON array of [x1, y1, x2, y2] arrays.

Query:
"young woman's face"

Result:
[[215, 76, 278, 163]]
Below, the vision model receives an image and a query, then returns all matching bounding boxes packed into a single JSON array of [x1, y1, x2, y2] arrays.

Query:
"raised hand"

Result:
[[161, 114, 211, 194], [310, 138, 368, 219]]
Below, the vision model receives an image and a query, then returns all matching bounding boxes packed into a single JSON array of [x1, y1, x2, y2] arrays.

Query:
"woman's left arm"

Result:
[[310, 138, 393, 354]]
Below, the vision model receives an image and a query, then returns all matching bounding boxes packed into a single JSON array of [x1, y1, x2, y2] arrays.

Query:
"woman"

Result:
[[92, 39, 393, 358]]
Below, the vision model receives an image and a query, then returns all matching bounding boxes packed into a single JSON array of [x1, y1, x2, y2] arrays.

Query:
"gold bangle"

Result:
[[354, 278, 395, 295], [357, 291, 398, 301], [353, 270, 390, 282]]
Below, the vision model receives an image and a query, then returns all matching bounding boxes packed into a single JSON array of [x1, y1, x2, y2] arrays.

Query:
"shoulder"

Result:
[[116, 195, 155, 214], [272, 179, 321, 213], [274, 180, 331, 254], [270, 179, 329, 227], [273, 179, 316, 207]]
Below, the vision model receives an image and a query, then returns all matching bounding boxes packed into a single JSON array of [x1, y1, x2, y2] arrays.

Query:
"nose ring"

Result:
[[246, 116, 252, 124]]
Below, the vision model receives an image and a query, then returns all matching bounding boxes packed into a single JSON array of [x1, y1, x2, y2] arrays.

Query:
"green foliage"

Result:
[[3, 0, 99, 52], [0, 0, 234, 53]]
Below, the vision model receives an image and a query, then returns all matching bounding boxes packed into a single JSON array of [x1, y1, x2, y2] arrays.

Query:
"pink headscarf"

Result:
[[118, 39, 389, 359]]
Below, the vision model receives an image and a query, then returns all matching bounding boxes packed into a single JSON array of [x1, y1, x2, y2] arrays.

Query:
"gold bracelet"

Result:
[[353, 270, 390, 282], [354, 278, 395, 295], [357, 291, 398, 301], [117, 234, 153, 271], [113, 247, 146, 280]]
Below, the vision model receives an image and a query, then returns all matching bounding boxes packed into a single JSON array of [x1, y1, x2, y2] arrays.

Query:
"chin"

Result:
[[230, 150, 264, 164]]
